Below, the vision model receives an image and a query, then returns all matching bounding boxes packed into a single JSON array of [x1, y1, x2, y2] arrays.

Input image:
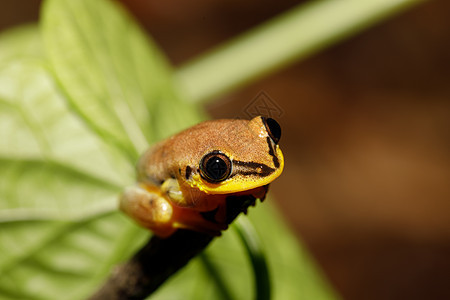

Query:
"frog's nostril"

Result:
[[262, 117, 281, 144]]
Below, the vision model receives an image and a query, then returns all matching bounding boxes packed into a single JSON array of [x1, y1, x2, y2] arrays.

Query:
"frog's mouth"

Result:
[[192, 147, 284, 194]]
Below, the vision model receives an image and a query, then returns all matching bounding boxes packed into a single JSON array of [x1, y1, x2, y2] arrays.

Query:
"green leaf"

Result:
[[0, 59, 133, 221], [233, 217, 271, 300], [0, 214, 147, 300], [0, 54, 148, 300], [41, 0, 203, 161]]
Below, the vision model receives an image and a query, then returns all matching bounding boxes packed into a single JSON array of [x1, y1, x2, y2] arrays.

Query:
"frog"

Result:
[[120, 116, 284, 238]]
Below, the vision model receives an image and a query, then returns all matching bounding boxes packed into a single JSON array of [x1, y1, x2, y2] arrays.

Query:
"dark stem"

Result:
[[88, 230, 213, 300], [88, 193, 259, 300]]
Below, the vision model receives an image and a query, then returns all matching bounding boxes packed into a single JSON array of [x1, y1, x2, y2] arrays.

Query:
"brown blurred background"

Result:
[[2, 0, 449, 299]]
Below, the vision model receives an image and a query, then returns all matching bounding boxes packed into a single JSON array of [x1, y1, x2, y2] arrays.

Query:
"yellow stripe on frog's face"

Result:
[[189, 146, 284, 194]]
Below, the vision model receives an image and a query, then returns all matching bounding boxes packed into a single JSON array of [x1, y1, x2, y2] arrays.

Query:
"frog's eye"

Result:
[[200, 151, 232, 183], [262, 117, 281, 144]]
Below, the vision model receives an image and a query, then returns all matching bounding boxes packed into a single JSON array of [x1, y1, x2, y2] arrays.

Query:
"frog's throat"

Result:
[[191, 147, 284, 194]]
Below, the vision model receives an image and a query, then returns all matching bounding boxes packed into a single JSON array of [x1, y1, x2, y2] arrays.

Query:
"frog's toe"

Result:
[[120, 185, 174, 230]]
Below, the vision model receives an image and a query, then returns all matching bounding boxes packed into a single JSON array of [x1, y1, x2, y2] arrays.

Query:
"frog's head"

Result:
[[180, 116, 284, 194]]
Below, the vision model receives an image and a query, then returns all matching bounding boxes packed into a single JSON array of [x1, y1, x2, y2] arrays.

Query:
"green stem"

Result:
[[175, 0, 426, 104], [199, 253, 234, 300], [233, 217, 271, 300]]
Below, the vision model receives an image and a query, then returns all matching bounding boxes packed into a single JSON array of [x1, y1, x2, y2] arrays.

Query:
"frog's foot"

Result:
[[120, 184, 176, 237], [160, 178, 184, 203]]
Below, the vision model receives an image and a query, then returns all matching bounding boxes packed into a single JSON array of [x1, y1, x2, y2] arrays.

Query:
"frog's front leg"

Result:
[[120, 184, 176, 237], [160, 178, 228, 235]]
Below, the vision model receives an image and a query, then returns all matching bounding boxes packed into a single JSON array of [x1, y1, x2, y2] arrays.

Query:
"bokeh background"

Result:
[[2, 0, 449, 299]]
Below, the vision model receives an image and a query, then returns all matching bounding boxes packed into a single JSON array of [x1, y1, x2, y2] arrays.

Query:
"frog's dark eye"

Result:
[[262, 117, 281, 144], [200, 151, 232, 183]]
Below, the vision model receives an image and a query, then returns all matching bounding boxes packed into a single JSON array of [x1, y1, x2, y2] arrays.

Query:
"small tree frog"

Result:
[[120, 116, 284, 237]]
